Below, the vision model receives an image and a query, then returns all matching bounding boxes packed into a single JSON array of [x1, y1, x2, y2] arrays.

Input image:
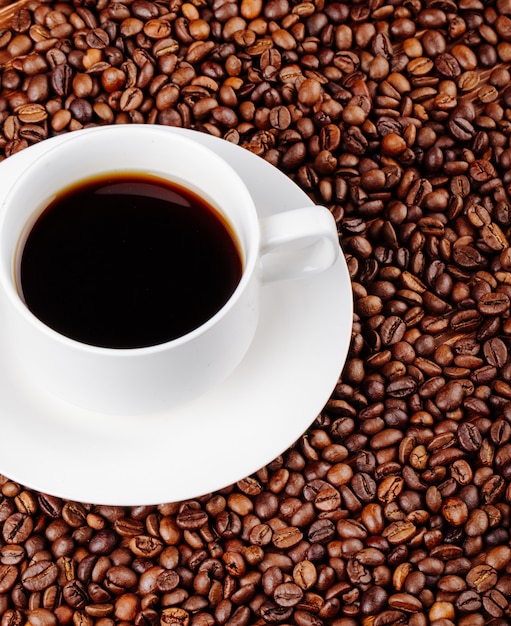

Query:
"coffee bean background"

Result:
[[1, 0, 511, 624]]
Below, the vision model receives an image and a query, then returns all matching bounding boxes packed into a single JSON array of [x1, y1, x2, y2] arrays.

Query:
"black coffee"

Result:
[[19, 173, 243, 348]]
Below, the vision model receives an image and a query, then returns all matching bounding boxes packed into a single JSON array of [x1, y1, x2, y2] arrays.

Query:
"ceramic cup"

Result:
[[0, 125, 339, 414]]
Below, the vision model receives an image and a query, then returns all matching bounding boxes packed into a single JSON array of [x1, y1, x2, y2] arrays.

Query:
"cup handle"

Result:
[[259, 206, 340, 282]]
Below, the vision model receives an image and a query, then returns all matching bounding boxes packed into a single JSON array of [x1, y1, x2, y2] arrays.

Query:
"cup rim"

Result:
[[0, 125, 260, 355]]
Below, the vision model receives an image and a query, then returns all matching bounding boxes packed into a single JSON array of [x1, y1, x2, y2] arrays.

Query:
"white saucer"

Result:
[[0, 127, 352, 505]]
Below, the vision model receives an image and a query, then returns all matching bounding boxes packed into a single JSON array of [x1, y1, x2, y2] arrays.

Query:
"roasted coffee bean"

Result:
[[273, 582, 303, 607], [307, 519, 335, 543], [483, 588, 508, 617], [449, 117, 475, 141], [2, 513, 33, 544], [351, 473, 377, 502], [50, 64, 72, 97], [88, 530, 118, 555], [388, 592, 423, 612], [21, 562, 58, 592], [457, 423, 483, 452], [457, 589, 482, 613], [467, 565, 499, 593]]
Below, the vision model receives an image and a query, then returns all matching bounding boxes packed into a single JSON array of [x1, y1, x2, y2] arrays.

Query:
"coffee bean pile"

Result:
[[1, 0, 511, 625]]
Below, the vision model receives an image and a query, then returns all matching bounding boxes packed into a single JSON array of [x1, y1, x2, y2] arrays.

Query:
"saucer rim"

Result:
[[0, 127, 352, 505]]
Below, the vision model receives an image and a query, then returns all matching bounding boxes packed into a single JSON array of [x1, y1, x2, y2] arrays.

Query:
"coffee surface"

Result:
[[19, 174, 242, 348]]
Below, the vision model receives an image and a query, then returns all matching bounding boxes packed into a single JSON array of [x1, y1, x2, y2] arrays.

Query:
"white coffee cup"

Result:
[[0, 125, 340, 414]]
